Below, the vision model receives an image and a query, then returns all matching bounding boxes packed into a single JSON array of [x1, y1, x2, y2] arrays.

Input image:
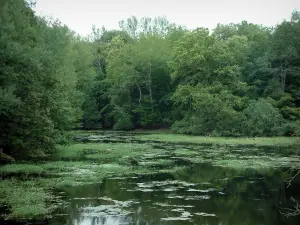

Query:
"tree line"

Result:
[[0, 0, 299, 158]]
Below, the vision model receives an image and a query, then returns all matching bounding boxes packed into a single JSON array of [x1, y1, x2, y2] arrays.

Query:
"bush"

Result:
[[171, 86, 244, 136], [0, 152, 15, 164], [113, 111, 133, 130], [283, 120, 300, 136], [243, 98, 284, 136]]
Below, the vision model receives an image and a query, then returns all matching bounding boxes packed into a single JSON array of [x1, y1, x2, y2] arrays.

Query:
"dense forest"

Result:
[[1, 0, 300, 159]]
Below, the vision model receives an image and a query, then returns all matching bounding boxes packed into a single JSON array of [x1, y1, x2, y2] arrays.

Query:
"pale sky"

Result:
[[34, 0, 300, 36]]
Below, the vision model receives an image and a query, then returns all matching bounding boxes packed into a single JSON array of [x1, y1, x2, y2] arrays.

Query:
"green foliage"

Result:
[[112, 107, 133, 130], [104, 33, 172, 129], [171, 85, 244, 136], [80, 12, 300, 137], [0, 152, 15, 164], [0, 0, 100, 158], [1, 0, 300, 163], [0, 164, 44, 176], [0, 179, 51, 220], [283, 120, 300, 136], [243, 99, 284, 136], [2, 4, 300, 221]]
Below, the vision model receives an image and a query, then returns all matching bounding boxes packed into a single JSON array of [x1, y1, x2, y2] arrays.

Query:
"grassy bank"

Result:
[[0, 179, 50, 220], [1, 131, 299, 221], [137, 133, 300, 146]]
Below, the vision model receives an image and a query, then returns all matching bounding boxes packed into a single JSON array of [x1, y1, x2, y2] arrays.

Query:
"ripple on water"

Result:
[[162, 187, 182, 191], [79, 197, 139, 218], [161, 211, 192, 221], [167, 194, 186, 199], [184, 195, 211, 200], [194, 212, 217, 217], [137, 180, 196, 188], [135, 188, 154, 192], [81, 205, 132, 217], [153, 202, 194, 208], [187, 188, 216, 192]]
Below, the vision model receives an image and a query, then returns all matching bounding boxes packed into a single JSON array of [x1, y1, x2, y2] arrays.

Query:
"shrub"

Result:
[[243, 98, 284, 136]]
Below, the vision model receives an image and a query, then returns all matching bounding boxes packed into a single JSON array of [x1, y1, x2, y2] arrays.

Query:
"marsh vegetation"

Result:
[[1, 131, 300, 224]]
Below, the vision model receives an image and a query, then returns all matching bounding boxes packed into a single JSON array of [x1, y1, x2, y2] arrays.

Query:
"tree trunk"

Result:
[[280, 60, 287, 92], [137, 83, 142, 106], [148, 63, 153, 112]]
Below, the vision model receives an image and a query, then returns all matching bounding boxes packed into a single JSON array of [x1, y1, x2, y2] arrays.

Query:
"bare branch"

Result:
[[285, 162, 300, 188], [285, 170, 300, 188], [281, 158, 300, 217], [279, 198, 300, 218]]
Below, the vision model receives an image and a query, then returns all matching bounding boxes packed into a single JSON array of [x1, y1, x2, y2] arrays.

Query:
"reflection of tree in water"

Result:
[[88, 215, 132, 225], [49, 163, 300, 225], [279, 162, 300, 218], [277, 138, 300, 218], [173, 164, 299, 225]]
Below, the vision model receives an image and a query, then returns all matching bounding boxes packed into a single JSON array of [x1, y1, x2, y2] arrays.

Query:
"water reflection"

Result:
[[74, 216, 132, 225], [51, 163, 300, 225]]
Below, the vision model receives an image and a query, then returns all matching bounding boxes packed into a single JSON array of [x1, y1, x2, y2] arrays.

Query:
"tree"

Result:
[[0, 0, 86, 158], [119, 16, 171, 38], [169, 28, 250, 136], [105, 33, 172, 129]]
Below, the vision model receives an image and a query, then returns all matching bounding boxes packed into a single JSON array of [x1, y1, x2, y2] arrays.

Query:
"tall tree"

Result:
[[0, 0, 87, 157]]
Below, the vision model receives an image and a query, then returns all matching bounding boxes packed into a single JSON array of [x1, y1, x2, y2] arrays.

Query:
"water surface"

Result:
[[50, 163, 300, 225]]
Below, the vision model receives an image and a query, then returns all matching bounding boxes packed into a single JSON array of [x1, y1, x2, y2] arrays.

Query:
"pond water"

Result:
[[50, 163, 300, 225], [3, 131, 299, 225]]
